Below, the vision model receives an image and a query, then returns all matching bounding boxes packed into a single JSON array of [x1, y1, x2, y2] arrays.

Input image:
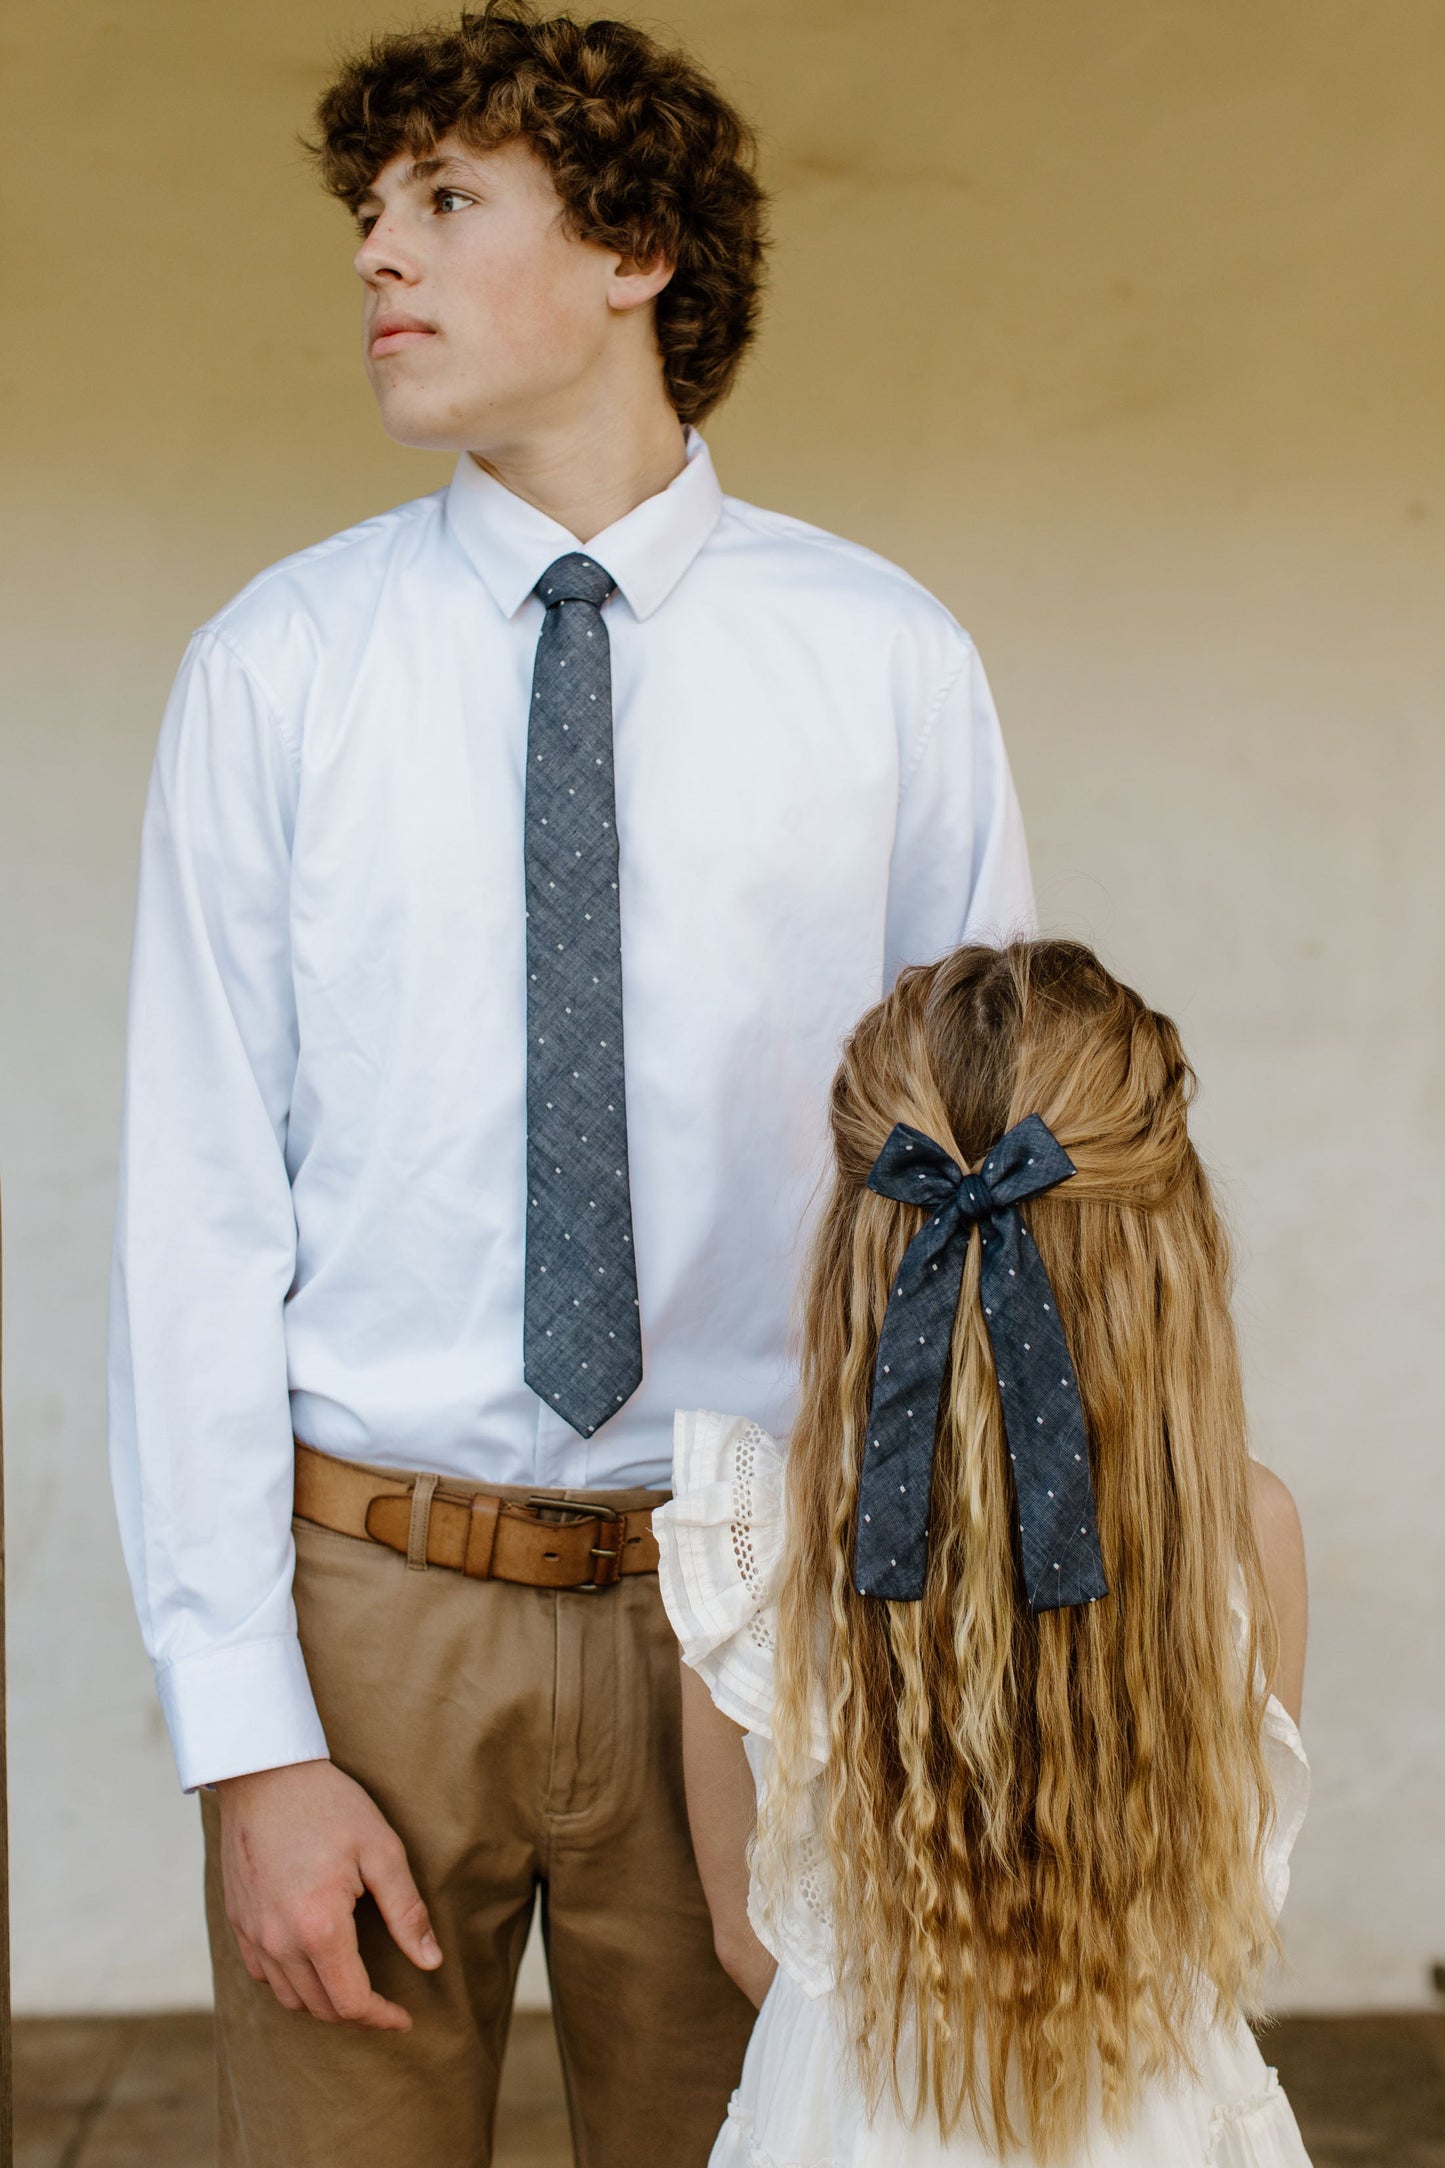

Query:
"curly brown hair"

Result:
[[310, 2, 767, 424]]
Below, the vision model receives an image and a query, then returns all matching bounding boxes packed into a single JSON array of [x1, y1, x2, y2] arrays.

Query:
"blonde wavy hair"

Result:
[[756, 940, 1280, 2158]]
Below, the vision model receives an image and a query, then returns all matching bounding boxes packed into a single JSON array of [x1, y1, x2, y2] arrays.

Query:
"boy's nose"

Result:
[[355, 218, 415, 284]]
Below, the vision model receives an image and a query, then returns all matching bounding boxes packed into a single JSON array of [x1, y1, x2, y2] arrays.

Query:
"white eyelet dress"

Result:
[[654, 1410, 1314, 2168]]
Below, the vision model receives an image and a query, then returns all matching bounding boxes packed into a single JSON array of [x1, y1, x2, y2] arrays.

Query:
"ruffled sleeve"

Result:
[[654, 1409, 786, 1738]]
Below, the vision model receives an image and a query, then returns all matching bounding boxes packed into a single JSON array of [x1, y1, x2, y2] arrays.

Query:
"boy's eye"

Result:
[[354, 186, 474, 238]]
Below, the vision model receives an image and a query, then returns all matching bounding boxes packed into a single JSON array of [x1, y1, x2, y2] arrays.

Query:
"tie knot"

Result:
[[535, 553, 616, 611]]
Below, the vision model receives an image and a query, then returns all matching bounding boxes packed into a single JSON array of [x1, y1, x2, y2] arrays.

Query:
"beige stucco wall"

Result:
[[2, 0, 1441, 2013]]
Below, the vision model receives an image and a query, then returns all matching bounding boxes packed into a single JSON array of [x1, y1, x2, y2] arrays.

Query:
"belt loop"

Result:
[[407, 1472, 440, 1571]]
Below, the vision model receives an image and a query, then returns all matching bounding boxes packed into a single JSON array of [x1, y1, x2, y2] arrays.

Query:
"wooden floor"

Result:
[[13, 2009, 1445, 2166]]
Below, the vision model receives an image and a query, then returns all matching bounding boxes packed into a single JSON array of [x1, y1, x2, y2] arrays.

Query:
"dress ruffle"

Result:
[[654, 1409, 790, 1740], [655, 1410, 837, 1995], [708, 1970, 1313, 2167], [1206, 2070, 1313, 2167]]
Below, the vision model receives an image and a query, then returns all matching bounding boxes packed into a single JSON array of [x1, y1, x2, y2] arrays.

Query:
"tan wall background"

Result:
[[2, 0, 1441, 2013]]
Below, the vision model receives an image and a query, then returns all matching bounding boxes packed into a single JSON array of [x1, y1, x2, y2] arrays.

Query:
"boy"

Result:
[[110, 6, 1034, 2162]]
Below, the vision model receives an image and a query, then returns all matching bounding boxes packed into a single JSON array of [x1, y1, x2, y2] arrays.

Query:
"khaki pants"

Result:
[[202, 1487, 755, 2167]]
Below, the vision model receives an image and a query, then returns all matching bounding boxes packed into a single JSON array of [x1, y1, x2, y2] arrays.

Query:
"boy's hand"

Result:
[[215, 1759, 442, 2029]]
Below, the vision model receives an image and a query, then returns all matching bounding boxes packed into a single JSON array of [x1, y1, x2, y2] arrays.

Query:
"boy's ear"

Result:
[[608, 251, 675, 313]]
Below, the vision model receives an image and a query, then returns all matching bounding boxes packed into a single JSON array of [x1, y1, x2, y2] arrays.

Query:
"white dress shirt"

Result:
[[109, 431, 1035, 1791]]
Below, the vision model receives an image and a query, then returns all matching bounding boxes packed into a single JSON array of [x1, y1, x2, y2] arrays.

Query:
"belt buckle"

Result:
[[524, 1497, 622, 1590]]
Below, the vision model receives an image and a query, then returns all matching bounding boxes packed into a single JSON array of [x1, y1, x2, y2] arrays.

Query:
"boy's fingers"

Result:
[[284, 1954, 346, 2025], [316, 1955, 413, 2031], [257, 1951, 305, 2014], [232, 1929, 268, 1987], [311, 1935, 413, 2032], [362, 1834, 442, 1971]]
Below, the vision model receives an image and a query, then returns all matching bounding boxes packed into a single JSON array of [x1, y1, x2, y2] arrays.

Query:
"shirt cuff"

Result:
[[156, 1635, 330, 1793]]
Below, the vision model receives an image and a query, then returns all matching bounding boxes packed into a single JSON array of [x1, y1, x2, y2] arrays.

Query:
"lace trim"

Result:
[[794, 1823, 831, 1928], [730, 1420, 777, 1653]]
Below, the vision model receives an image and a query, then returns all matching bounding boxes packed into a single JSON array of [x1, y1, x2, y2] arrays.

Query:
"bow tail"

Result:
[[853, 1214, 973, 1601], [977, 1210, 1108, 1613]]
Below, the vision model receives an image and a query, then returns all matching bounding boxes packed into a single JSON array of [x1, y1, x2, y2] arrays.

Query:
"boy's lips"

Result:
[[369, 317, 438, 356]]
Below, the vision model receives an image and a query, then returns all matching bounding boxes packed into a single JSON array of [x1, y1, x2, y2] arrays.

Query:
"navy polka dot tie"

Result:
[[523, 554, 643, 1437]]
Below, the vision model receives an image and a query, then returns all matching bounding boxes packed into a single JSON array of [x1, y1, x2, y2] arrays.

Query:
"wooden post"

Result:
[[0, 1205, 11, 2168]]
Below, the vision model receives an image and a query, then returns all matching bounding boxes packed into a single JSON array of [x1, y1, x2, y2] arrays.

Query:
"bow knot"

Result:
[[955, 1172, 994, 1223], [855, 1115, 1108, 1612]]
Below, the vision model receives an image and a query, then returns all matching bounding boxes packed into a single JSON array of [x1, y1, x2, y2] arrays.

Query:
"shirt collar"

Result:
[[445, 426, 723, 622]]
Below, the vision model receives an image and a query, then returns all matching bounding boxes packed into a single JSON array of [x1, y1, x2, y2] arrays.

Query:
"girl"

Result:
[[654, 940, 1311, 2166]]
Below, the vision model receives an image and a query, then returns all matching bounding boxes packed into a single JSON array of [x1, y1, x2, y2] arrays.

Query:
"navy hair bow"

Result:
[[853, 1114, 1108, 1610]]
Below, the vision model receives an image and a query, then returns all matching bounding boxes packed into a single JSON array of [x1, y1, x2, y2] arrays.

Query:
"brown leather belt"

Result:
[[293, 1441, 661, 1590]]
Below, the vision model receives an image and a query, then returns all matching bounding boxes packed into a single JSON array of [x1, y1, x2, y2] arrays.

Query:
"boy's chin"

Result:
[[372, 372, 575, 459], [377, 407, 474, 454], [369, 383, 480, 454]]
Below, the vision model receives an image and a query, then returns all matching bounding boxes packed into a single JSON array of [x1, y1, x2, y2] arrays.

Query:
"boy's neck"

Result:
[[470, 392, 689, 545]]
